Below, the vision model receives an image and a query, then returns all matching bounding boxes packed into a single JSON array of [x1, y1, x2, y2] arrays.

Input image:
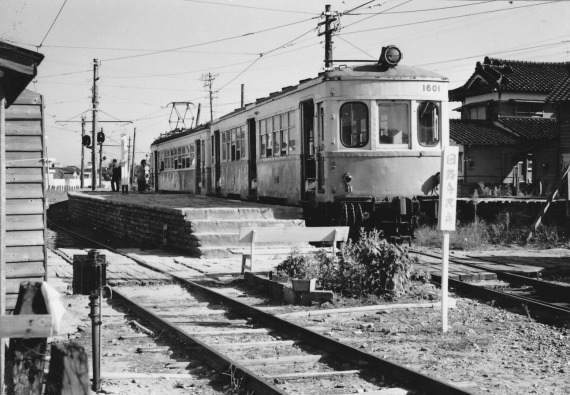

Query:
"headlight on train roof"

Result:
[[379, 45, 402, 68]]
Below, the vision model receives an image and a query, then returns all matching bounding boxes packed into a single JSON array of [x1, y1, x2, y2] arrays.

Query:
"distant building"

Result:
[[449, 57, 568, 196]]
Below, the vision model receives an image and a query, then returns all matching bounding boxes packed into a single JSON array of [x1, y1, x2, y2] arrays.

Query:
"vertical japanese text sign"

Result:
[[438, 146, 459, 231]]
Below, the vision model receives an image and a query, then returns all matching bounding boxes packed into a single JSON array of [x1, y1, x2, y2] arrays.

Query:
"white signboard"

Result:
[[438, 146, 459, 231]]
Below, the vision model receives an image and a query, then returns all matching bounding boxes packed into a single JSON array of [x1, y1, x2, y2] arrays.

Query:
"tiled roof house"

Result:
[[448, 57, 569, 196]]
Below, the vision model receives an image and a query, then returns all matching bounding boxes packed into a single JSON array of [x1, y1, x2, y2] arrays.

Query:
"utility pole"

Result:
[[98, 127, 103, 188], [319, 4, 338, 70], [80, 116, 85, 188], [131, 128, 136, 184], [202, 72, 217, 123], [240, 83, 245, 108], [91, 59, 99, 191]]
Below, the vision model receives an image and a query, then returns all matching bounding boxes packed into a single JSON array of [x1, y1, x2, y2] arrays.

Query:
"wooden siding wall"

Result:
[[4, 89, 46, 310]]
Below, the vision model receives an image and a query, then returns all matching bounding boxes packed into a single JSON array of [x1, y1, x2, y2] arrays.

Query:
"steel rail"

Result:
[[110, 288, 287, 395], [412, 250, 570, 325], [413, 249, 570, 300], [48, 221, 471, 394], [413, 249, 570, 304]]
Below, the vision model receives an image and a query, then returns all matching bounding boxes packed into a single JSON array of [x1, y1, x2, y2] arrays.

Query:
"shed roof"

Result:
[[449, 57, 570, 102], [0, 41, 44, 106], [450, 119, 518, 146], [546, 75, 570, 102], [497, 116, 558, 140]]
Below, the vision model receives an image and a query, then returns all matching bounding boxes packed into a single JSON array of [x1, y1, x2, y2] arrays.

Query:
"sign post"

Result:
[[438, 146, 459, 333]]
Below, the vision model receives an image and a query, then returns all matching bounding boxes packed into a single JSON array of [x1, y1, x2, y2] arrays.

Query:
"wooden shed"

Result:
[[4, 89, 47, 310], [0, 41, 45, 313]]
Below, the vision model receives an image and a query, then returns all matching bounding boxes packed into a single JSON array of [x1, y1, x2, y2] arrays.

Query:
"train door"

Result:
[[316, 102, 324, 193], [247, 118, 257, 199], [214, 130, 221, 194], [153, 150, 159, 191], [195, 140, 202, 194], [300, 99, 316, 201]]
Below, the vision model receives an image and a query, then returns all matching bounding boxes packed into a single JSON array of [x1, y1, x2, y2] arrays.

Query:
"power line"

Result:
[[102, 16, 318, 62], [336, 35, 375, 59], [340, 1, 555, 36], [341, 0, 415, 30], [37, 0, 69, 48], [345, 0, 494, 15], [184, 0, 317, 15]]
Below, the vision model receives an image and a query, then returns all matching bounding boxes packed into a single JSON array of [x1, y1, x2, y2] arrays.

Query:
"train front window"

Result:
[[378, 101, 409, 145], [340, 102, 368, 148], [417, 101, 440, 147]]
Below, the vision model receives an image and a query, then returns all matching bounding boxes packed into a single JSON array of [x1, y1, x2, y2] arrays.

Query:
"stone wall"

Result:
[[68, 193, 199, 255]]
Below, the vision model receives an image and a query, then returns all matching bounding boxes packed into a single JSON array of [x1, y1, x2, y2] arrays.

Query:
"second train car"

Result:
[[150, 46, 449, 235]]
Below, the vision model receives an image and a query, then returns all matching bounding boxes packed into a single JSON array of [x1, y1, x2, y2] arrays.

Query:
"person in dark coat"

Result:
[[136, 159, 147, 192], [110, 159, 121, 192]]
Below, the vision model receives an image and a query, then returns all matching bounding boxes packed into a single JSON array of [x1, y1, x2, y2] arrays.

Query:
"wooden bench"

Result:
[[238, 226, 350, 274]]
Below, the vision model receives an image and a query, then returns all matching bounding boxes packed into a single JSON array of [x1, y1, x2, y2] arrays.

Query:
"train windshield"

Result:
[[378, 101, 410, 145], [417, 101, 440, 147]]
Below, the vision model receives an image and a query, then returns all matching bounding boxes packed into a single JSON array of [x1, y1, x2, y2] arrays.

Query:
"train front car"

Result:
[[307, 46, 449, 237]]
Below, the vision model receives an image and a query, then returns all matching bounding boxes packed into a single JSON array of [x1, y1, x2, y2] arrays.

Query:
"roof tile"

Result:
[[450, 120, 518, 145]]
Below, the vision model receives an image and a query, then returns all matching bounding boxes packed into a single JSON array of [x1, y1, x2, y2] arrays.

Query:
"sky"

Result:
[[0, 0, 569, 167]]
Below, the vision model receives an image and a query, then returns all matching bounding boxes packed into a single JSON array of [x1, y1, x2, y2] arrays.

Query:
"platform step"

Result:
[[190, 218, 305, 233], [181, 207, 303, 220]]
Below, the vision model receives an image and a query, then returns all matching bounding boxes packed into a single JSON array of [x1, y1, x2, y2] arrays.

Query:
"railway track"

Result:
[[48, 221, 469, 394], [411, 249, 570, 327]]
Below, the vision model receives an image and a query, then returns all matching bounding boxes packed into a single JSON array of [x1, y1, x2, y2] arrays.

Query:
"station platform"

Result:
[[66, 191, 307, 258]]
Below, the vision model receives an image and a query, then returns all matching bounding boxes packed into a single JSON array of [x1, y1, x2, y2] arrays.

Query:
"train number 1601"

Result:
[[422, 84, 440, 93]]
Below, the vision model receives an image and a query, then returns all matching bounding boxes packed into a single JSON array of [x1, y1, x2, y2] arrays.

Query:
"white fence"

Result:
[[48, 178, 111, 191]]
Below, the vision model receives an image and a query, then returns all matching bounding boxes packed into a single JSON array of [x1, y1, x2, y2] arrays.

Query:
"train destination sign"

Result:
[[438, 146, 459, 231]]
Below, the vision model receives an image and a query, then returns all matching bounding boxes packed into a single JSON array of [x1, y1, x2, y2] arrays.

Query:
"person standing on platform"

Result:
[[111, 158, 121, 192], [136, 159, 147, 192]]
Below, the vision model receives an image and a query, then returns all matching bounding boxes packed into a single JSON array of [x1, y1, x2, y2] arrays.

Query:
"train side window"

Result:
[[340, 102, 368, 148], [417, 101, 440, 147], [266, 118, 273, 157], [231, 129, 237, 161], [378, 101, 410, 146], [259, 120, 266, 158]]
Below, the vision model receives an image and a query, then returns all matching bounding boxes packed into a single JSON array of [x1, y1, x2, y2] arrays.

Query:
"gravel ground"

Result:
[[285, 296, 569, 394]]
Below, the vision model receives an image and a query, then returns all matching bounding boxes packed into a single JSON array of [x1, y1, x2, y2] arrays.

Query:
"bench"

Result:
[[238, 226, 350, 274]]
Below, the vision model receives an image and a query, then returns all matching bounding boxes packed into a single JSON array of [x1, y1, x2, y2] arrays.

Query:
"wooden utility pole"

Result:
[[80, 116, 85, 188], [319, 4, 337, 70], [202, 73, 217, 123], [131, 127, 136, 184], [91, 59, 99, 191]]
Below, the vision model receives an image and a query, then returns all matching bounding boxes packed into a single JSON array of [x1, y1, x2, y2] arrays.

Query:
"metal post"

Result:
[[209, 74, 214, 122], [87, 250, 105, 392], [91, 59, 99, 191], [127, 136, 131, 188], [0, 91, 6, 395], [240, 83, 244, 108], [98, 128, 103, 188], [441, 232, 450, 333], [80, 116, 85, 188], [131, 128, 136, 185]]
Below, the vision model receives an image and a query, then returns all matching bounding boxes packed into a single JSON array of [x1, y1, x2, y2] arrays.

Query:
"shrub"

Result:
[[275, 229, 417, 298]]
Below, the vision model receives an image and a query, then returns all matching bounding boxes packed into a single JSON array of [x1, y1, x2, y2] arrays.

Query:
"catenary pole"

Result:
[[91, 59, 99, 191]]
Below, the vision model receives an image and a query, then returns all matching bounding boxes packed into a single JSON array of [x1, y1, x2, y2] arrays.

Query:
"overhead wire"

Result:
[[102, 16, 319, 62], [346, 0, 494, 15], [184, 0, 317, 15], [341, 0, 415, 30], [37, 0, 69, 48], [340, 1, 556, 36]]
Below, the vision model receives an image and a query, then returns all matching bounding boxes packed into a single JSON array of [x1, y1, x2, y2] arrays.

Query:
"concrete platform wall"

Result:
[[68, 193, 200, 254]]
